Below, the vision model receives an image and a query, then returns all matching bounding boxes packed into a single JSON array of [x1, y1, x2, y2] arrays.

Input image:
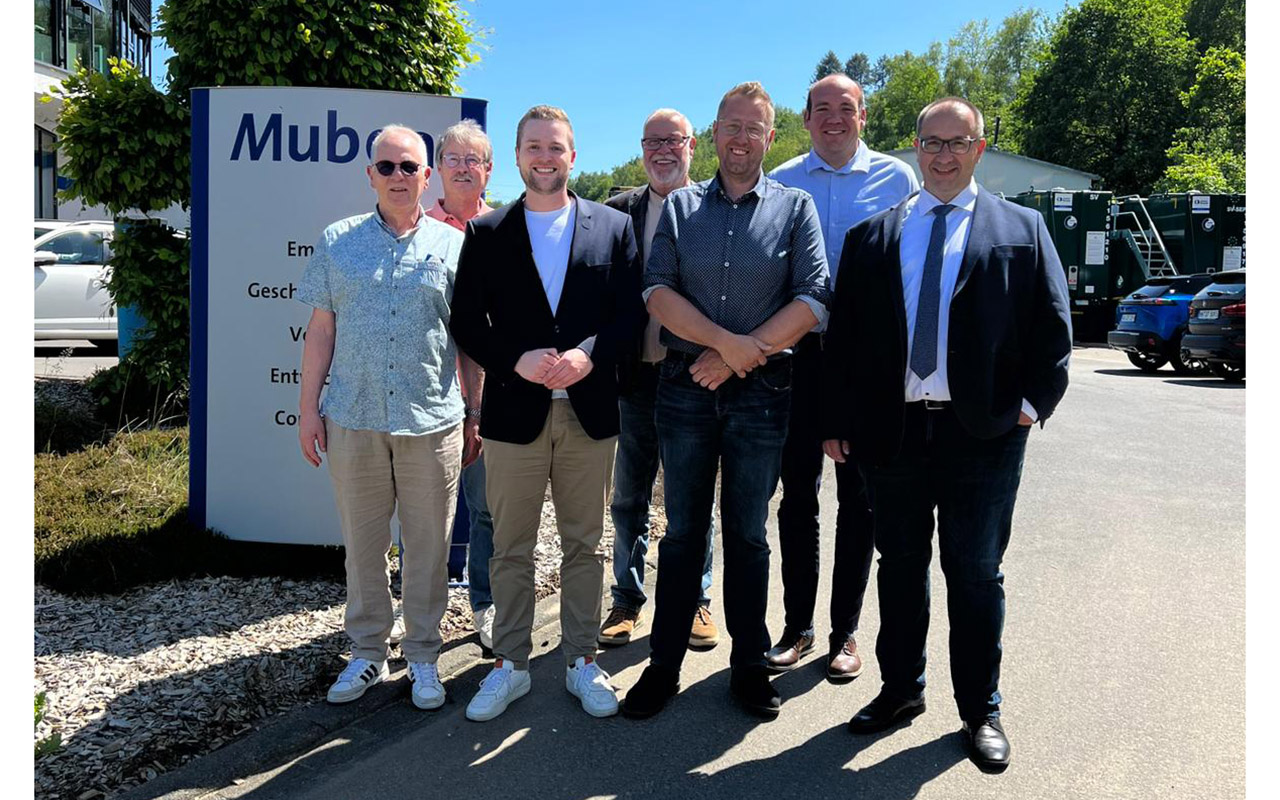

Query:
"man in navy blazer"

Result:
[[821, 97, 1071, 771], [450, 106, 642, 723]]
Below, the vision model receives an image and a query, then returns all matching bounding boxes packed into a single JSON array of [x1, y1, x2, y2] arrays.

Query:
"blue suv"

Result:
[[1107, 274, 1217, 374]]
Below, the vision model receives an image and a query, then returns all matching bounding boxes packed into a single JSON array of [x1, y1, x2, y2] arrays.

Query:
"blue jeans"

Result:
[[867, 403, 1029, 722], [610, 363, 713, 612], [462, 453, 495, 611], [649, 353, 791, 673]]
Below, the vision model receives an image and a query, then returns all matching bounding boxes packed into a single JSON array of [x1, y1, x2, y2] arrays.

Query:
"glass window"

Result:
[[66, 2, 94, 73], [35, 0, 55, 64], [1167, 276, 1214, 295], [92, 0, 114, 74], [37, 231, 106, 265], [34, 127, 57, 220]]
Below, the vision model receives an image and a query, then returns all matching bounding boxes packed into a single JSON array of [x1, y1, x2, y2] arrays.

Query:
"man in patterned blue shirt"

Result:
[[765, 74, 919, 682], [296, 125, 481, 712], [621, 82, 830, 721]]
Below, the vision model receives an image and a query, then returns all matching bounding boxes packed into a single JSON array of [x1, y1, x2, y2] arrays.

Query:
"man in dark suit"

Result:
[[598, 108, 720, 651], [821, 97, 1071, 771], [449, 105, 642, 722]]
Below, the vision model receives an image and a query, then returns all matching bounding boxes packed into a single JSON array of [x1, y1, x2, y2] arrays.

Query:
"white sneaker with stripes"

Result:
[[326, 658, 389, 704]]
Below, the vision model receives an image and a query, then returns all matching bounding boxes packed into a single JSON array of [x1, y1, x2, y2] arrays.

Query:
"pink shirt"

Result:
[[425, 197, 494, 231]]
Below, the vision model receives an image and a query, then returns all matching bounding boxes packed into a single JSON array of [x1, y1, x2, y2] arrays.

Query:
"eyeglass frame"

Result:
[[917, 136, 981, 155], [373, 159, 424, 177], [439, 153, 488, 169], [714, 120, 771, 140], [640, 134, 693, 151]]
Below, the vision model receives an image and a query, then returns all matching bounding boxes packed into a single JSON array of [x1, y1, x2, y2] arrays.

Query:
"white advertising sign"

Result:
[[1191, 195, 1211, 214], [190, 87, 487, 543], [1053, 192, 1073, 212]]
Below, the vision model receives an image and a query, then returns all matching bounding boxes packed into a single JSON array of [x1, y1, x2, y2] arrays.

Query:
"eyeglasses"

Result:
[[640, 135, 692, 151], [440, 153, 486, 169], [716, 120, 769, 140], [918, 136, 980, 154], [373, 160, 423, 177]]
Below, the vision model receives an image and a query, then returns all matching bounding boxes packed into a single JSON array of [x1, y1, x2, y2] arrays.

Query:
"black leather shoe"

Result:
[[729, 666, 781, 719], [620, 665, 680, 719], [848, 691, 926, 733], [962, 717, 1011, 772]]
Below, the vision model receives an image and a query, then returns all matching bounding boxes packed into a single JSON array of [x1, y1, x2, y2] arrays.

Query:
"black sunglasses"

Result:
[[374, 160, 423, 177]]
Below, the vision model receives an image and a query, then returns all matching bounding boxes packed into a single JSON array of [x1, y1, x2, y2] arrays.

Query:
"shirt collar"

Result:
[[805, 140, 869, 175], [426, 197, 491, 230], [374, 203, 427, 239], [916, 179, 978, 216], [710, 170, 769, 202]]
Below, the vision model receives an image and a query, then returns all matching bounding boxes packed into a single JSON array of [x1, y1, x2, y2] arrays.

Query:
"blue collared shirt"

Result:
[[769, 142, 919, 285], [642, 172, 830, 355], [297, 206, 466, 435]]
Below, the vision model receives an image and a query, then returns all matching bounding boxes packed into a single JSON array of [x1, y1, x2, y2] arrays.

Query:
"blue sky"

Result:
[[153, 0, 1076, 202]]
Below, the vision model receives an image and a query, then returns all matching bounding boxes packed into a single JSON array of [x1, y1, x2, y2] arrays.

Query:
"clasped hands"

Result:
[[515, 347, 594, 390], [688, 332, 772, 390]]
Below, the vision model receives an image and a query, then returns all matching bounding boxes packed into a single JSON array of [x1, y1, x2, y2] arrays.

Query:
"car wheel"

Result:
[[1126, 351, 1168, 373], [1209, 361, 1245, 382], [1169, 335, 1210, 375]]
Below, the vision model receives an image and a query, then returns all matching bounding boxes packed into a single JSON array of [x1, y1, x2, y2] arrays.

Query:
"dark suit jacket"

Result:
[[822, 186, 1072, 466], [449, 193, 643, 444], [604, 185, 653, 393]]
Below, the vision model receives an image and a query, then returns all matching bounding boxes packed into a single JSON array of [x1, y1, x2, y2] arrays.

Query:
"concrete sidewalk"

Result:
[[122, 350, 1246, 800]]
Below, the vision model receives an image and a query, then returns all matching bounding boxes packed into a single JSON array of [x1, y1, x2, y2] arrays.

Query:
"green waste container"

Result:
[[1144, 193, 1246, 274]]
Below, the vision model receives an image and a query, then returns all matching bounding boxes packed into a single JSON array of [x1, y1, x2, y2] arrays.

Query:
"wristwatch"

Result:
[[465, 407, 482, 420]]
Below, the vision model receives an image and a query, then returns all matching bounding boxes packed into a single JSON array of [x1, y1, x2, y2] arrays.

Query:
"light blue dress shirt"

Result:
[[769, 141, 919, 285], [297, 207, 466, 435], [899, 181, 1037, 420]]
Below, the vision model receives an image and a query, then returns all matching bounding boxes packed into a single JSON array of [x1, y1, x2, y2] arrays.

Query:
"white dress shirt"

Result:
[[899, 179, 1037, 421]]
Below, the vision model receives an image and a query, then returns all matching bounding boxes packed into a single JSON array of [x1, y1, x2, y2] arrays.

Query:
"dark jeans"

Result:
[[610, 363, 714, 612], [462, 454, 495, 611], [776, 333, 875, 647], [650, 353, 791, 673], [866, 403, 1029, 722]]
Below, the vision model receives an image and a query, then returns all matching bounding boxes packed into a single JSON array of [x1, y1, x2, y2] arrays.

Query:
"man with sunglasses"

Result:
[[598, 108, 720, 651], [425, 119, 499, 654], [621, 82, 829, 720], [821, 97, 1071, 771], [297, 124, 480, 712], [764, 73, 918, 682]]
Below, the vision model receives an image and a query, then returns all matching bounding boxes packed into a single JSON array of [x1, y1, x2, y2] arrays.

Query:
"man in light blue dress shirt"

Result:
[[766, 74, 918, 681]]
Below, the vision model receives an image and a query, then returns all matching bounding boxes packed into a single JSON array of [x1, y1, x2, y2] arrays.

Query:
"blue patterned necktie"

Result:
[[909, 203, 955, 381]]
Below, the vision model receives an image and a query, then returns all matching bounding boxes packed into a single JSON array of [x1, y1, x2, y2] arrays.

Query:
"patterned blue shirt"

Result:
[[297, 207, 465, 435], [642, 172, 830, 356], [769, 142, 918, 285]]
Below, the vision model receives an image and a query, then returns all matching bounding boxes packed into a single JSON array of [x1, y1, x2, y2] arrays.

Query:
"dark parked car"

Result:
[[1107, 273, 1217, 373], [1183, 269, 1245, 382]]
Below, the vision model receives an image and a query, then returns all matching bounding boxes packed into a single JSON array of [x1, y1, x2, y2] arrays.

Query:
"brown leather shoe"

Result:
[[764, 631, 815, 672], [689, 605, 720, 649], [598, 606, 642, 646], [827, 635, 864, 680]]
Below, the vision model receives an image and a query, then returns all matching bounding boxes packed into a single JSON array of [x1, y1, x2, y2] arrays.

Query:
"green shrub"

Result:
[[35, 693, 61, 758]]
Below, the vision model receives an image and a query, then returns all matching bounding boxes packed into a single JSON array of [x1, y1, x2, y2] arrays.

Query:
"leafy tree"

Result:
[[863, 47, 944, 150], [844, 53, 872, 88], [1185, 0, 1245, 53], [813, 50, 844, 83], [1156, 45, 1245, 192], [1015, 0, 1196, 193]]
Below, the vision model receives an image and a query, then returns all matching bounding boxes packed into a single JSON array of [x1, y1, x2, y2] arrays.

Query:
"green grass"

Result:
[[35, 427, 343, 595]]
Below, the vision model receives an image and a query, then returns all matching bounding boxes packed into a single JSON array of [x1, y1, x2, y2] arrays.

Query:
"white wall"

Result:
[[886, 148, 1100, 195]]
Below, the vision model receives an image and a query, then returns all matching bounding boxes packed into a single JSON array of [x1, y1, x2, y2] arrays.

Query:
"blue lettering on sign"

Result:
[[230, 111, 436, 166]]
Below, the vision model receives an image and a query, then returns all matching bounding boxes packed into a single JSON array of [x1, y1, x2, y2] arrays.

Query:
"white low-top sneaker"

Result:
[[408, 661, 446, 710], [326, 658, 389, 704], [473, 605, 495, 650], [465, 659, 531, 722], [566, 656, 619, 718]]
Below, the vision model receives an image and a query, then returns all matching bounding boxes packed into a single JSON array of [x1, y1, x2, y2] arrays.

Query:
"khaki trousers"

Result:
[[325, 419, 462, 663], [485, 400, 617, 669]]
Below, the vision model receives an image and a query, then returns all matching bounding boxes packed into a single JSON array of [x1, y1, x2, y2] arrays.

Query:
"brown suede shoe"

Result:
[[765, 631, 815, 672], [598, 606, 642, 646], [689, 605, 720, 649], [827, 635, 864, 680]]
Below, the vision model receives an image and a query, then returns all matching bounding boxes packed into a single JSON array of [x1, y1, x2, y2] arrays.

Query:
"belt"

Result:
[[908, 399, 951, 411]]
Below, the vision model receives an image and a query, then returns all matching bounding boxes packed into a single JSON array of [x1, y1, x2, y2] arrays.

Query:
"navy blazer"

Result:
[[822, 186, 1072, 466], [449, 193, 643, 444]]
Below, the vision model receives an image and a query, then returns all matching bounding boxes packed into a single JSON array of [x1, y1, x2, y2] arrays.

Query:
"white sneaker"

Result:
[[465, 659, 531, 722], [326, 658, 389, 704], [565, 656, 619, 718], [389, 605, 406, 646], [473, 605, 495, 650], [408, 661, 446, 710]]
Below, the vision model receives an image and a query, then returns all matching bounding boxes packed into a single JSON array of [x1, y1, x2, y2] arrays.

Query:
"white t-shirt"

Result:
[[525, 203, 576, 315]]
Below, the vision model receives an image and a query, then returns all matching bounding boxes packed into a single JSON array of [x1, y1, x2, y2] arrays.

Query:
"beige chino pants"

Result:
[[325, 419, 462, 664], [484, 400, 617, 669]]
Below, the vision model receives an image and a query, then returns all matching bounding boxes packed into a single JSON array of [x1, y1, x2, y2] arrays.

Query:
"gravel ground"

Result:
[[34, 481, 666, 800]]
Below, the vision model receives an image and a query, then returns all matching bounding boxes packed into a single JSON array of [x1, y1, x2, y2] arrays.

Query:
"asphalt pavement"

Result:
[[122, 346, 1246, 800]]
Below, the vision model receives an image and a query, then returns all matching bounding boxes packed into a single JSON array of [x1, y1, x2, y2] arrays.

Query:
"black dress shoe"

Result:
[[620, 665, 680, 719], [848, 691, 926, 733], [962, 717, 1011, 772], [729, 665, 781, 719]]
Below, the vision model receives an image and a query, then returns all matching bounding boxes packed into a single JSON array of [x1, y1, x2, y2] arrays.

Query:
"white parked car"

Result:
[[34, 220, 117, 346]]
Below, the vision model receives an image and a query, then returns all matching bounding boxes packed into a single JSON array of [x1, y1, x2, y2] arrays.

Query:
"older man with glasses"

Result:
[[297, 124, 479, 712]]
